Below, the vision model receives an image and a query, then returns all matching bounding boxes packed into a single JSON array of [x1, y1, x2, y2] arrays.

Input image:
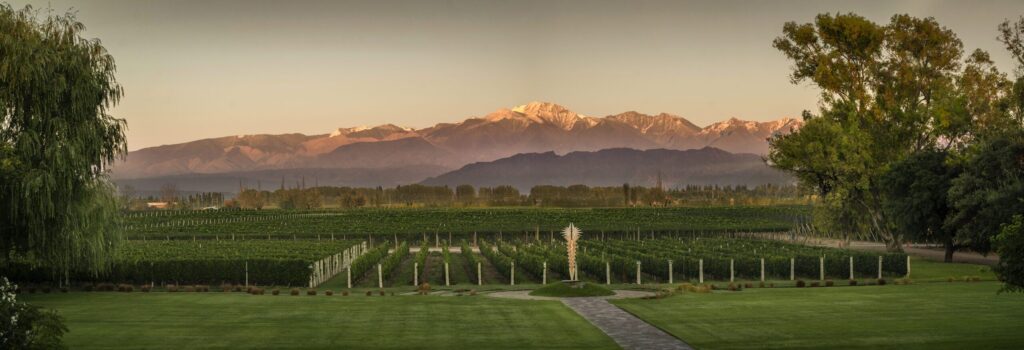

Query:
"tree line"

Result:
[[144, 183, 812, 209]]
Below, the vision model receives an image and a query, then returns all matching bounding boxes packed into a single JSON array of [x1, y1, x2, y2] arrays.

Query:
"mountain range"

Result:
[[113, 101, 801, 192], [421, 147, 792, 191]]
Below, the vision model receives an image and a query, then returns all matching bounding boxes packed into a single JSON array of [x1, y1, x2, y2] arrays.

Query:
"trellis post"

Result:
[[414, 262, 419, 286], [729, 259, 735, 282], [542, 261, 547, 285], [445, 262, 450, 286], [877, 256, 883, 279], [511, 261, 516, 286], [819, 256, 825, 281], [606, 261, 611, 285], [699, 259, 704, 284], [760, 258, 765, 282], [347, 267, 352, 289], [477, 262, 482, 285], [790, 258, 795, 281], [377, 263, 383, 289], [849, 256, 854, 280]]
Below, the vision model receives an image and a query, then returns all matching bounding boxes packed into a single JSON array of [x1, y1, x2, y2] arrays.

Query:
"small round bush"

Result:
[[365, 291, 372, 296], [307, 289, 317, 296], [290, 288, 300, 296], [877, 278, 887, 286], [272, 289, 280, 295], [825, 280, 834, 287], [795, 280, 806, 288], [848, 279, 858, 286], [342, 291, 349, 296], [141, 285, 151, 293], [325, 290, 333, 296]]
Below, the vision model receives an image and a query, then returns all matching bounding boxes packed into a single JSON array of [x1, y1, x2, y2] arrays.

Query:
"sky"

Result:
[[11, 0, 1024, 150]]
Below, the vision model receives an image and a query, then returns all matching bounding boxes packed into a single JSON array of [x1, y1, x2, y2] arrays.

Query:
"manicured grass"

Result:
[[24, 293, 617, 349], [529, 282, 615, 297], [907, 257, 996, 282], [614, 281, 1024, 349]]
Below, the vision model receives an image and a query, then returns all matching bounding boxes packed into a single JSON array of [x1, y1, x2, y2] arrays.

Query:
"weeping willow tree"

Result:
[[0, 5, 126, 281]]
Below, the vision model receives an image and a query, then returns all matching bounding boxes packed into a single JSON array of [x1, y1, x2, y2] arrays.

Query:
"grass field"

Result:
[[23, 293, 617, 349], [614, 266, 1022, 349]]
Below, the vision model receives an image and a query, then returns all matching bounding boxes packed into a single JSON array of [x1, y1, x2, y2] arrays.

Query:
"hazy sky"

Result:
[[11, 0, 1024, 150]]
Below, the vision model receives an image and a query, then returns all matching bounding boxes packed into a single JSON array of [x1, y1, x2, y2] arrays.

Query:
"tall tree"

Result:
[[769, 13, 1005, 250], [0, 5, 126, 275]]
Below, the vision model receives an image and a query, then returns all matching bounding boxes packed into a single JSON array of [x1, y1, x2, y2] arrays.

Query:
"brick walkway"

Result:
[[561, 297, 692, 350]]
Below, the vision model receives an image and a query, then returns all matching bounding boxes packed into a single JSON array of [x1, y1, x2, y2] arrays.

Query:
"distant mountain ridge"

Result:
[[421, 147, 792, 191], [113, 101, 801, 189]]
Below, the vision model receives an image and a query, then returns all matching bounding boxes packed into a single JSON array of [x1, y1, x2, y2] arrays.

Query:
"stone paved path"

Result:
[[561, 297, 692, 350]]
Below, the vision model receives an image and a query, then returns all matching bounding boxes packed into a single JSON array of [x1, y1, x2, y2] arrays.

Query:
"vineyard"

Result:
[[4, 240, 364, 287], [120, 206, 809, 238], [313, 235, 909, 288]]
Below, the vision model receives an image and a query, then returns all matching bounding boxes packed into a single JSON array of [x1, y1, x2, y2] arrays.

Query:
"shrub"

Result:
[[469, 289, 477, 296], [758, 281, 766, 288], [96, 283, 115, 292], [326, 290, 333, 296], [877, 278, 887, 285], [365, 291, 372, 296], [378, 290, 385, 296], [232, 285, 242, 292], [183, 285, 196, 292], [117, 284, 134, 292], [307, 289, 317, 296], [796, 280, 806, 288], [810, 282, 820, 287], [743, 282, 753, 289], [342, 290, 349, 296], [220, 283, 233, 292], [418, 282, 431, 295], [0, 278, 68, 349], [196, 285, 209, 292], [971, 276, 982, 282], [290, 288, 300, 296], [167, 284, 179, 292], [825, 280, 834, 287], [848, 279, 858, 286], [250, 288, 264, 295], [81, 283, 94, 292], [769, 283, 775, 288], [272, 289, 280, 295], [141, 285, 151, 292]]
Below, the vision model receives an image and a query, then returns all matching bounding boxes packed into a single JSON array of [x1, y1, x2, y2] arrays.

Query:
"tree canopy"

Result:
[[769, 13, 1012, 250], [0, 5, 125, 276]]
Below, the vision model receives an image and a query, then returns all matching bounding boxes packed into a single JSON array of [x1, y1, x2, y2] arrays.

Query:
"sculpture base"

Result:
[[561, 280, 585, 289]]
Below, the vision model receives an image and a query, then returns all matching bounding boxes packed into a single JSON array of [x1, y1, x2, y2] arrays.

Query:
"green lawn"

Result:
[[24, 293, 617, 349], [614, 281, 1024, 349]]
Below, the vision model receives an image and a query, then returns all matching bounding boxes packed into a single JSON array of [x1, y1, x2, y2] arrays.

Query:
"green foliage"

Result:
[[769, 13, 1014, 249], [0, 4, 127, 275], [881, 150, 960, 260], [995, 215, 1024, 292], [0, 277, 67, 349], [947, 130, 1024, 255], [3, 240, 357, 286]]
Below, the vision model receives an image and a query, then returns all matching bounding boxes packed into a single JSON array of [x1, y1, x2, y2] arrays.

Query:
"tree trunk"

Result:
[[943, 238, 955, 263]]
